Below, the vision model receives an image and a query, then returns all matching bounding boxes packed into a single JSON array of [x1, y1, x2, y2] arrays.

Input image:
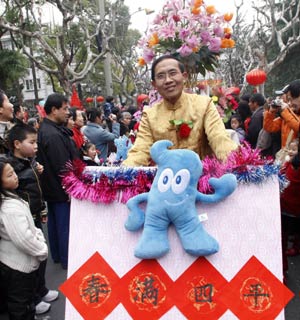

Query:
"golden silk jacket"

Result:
[[123, 92, 237, 167], [263, 108, 300, 148]]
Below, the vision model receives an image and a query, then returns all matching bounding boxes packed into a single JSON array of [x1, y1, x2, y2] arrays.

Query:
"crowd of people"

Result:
[[0, 54, 299, 318]]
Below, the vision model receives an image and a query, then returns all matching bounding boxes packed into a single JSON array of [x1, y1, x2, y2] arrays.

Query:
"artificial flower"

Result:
[[224, 12, 234, 22], [138, 57, 146, 66], [169, 119, 193, 138], [138, 0, 235, 83], [220, 38, 235, 48], [206, 5, 216, 15], [191, 6, 200, 15], [194, 0, 203, 7], [179, 123, 192, 138], [212, 86, 239, 123]]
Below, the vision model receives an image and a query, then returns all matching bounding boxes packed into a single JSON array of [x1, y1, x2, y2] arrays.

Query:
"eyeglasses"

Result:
[[154, 70, 181, 82]]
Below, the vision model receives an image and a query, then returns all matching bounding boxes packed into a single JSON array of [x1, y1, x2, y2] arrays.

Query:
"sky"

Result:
[[124, 0, 238, 32]]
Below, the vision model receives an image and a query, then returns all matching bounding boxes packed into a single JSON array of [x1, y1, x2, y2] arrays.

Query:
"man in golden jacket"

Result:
[[123, 55, 237, 167]]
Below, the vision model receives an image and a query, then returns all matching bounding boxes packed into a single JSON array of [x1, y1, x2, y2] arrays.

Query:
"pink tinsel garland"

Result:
[[62, 142, 281, 204]]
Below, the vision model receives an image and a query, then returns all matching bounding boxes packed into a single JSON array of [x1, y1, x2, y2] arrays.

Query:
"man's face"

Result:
[[0, 95, 14, 121], [249, 100, 258, 112], [287, 93, 300, 114], [53, 102, 70, 124], [152, 59, 187, 104]]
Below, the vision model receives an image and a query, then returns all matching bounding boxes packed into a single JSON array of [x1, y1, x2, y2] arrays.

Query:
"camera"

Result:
[[271, 98, 282, 108]]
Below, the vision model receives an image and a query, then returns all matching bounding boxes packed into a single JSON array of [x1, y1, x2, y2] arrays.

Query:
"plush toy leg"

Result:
[[175, 217, 219, 256], [134, 227, 170, 259]]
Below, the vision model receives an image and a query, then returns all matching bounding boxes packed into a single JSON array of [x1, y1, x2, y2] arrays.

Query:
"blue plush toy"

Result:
[[114, 135, 132, 161], [125, 140, 237, 259]]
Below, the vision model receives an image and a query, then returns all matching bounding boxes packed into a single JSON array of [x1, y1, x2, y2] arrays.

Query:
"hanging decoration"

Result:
[[61, 143, 288, 205], [96, 96, 105, 103], [85, 97, 93, 103], [246, 69, 267, 86], [70, 84, 83, 109]]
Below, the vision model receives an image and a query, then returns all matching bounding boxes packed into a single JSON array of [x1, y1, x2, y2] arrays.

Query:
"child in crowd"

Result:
[[82, 142, 99, 166], [0, 157, 48, 319], [230, 114, 245, 143], [7, 124, 59, 315]]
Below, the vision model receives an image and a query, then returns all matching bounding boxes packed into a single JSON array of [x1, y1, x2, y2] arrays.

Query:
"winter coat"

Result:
[[37, 118, 79, 202]]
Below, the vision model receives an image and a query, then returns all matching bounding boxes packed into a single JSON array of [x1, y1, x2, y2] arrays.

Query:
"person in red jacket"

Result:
[[280, 138, 300, 276]]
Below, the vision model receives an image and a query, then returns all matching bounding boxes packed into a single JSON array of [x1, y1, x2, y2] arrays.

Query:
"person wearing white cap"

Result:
[[263, 80, 300, 148]]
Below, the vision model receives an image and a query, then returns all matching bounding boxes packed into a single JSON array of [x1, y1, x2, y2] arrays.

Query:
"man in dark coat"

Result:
[[37, 93, 78, 270], [246, 93, 265, 149]]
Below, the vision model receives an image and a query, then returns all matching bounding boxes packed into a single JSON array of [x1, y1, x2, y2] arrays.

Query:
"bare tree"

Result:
[[218, 0, 300, 94], [0, 0, 117, 96]]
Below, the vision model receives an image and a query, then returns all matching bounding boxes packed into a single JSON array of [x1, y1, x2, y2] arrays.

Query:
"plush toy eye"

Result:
[[157, 168, 174, 192], [172, 169, 190, 194]]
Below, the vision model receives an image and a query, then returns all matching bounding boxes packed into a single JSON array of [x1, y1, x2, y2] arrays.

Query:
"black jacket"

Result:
[[37, 118, 79, 202], [246, 106, 264, 149], [8, 155, 45, 218]]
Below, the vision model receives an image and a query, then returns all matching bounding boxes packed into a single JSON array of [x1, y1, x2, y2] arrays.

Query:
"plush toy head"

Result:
[[125, 140, 237, 259], [114, 135, 132, 161], [150, 140, 202, 196]]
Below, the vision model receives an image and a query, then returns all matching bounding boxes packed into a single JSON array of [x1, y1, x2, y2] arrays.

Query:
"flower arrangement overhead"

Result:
[[137, 0, 235, 87]]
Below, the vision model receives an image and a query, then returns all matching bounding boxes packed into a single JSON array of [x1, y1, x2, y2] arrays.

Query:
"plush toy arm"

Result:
[[125, 192, 148, 231], [196, 174, 237, 203]]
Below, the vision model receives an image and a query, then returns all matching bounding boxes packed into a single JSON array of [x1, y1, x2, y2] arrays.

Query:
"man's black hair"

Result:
[[44, 93, 68, 115], [151, 55, 185, 81], [249, 93, 265, 106]]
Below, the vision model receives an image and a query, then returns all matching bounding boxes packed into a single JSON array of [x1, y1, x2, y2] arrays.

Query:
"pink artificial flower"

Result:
[[213, 25, 224, 37], [198, 16, 210, 28], [200, 31, 211, 44], [165, 0, 183, 12], [152, 14, 163, 25], [177, 44, 193, 56], [208, 37, 221, 52], [185, 35, 199, 48], [179, 28, 191, 40], [158, 23, 176, 39], [142, 48, 156, 63]]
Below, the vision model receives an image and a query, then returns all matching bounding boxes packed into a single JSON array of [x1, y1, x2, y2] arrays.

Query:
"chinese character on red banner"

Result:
[[59, 252, 120, 320], [118, 259, 174, 320], [219, 256, 294, 319], [173, 257, 228, 319]]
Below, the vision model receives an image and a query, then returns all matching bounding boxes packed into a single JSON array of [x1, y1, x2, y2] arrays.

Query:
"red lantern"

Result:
[[246, 69, 267, 86], [96, 96, 104, 103], [85, 97, 93, 103]]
